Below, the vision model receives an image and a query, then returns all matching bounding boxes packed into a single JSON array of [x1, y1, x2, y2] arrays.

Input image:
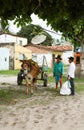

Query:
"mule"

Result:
[[21, 59, 40, 94]]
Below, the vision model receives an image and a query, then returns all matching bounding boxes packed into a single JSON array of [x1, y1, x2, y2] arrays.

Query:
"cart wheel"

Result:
[[43, 79, 47, 87], [17, 72, 23, 85], [43, 73, 48, 87]]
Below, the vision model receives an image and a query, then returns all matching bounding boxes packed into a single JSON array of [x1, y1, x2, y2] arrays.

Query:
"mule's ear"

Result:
[[21, 63, 23, 68]]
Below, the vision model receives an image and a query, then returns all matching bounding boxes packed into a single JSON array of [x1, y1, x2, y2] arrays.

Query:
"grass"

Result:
[[75, 77, 84, 82], [0, 88, 29, 105], [0, 68, 84, 105], [0, 70, 19, 76], [75, 83, 84, 92]]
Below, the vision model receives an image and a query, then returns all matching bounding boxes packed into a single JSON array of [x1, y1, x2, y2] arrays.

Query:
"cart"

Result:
[[17, 57, 48, 87]]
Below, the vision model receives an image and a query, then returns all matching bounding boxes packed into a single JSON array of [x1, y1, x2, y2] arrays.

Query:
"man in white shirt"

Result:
[[67, 57, 76, 95]]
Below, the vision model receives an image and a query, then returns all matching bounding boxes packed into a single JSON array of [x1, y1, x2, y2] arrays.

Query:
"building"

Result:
[[0, 33, 27, 46], [0, 33, 32, 70], [24, 44, 73, 68], [0, 43, 32, 70]]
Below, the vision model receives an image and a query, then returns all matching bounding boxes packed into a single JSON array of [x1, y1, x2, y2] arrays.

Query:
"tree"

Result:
[[0, 1, 84, 46], [0, 0, 84, 76], [0, 19, 10, 34], [17, 24, 53, 45], [0, 0, 84, 28]]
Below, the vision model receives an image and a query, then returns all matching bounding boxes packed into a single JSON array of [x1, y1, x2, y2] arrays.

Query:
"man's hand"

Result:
[[60, 75, 62, 78], [67, 75, 70, 80], [53, 73, 55, 77]]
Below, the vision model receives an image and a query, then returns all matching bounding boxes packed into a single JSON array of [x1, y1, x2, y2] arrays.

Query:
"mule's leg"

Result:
[[32, 78, 37, 91], [34, 80, 38, 90], [30, 81, 34, 94], [25, 77, 28, 94]]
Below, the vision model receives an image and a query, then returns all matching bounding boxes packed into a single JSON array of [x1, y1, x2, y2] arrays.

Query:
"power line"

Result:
[[42, 27, 62, 36]]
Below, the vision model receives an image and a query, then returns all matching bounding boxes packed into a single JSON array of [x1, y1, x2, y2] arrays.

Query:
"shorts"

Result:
[[55, 75, 60, 83]]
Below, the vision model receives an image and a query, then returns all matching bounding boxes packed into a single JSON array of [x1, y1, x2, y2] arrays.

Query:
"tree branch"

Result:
[[38, 0, 41, 6], [74, 36, 81, 43]]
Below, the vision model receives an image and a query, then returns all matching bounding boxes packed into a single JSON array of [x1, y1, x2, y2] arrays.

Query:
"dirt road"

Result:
[[0, 75, 17, 85], [0, 75, 84, 130]]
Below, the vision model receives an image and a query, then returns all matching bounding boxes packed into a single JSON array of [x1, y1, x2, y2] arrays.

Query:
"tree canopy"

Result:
[[0, 0, 84, 45]]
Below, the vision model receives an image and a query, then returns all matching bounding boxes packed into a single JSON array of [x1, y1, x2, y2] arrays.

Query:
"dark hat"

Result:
[[55, 55, 62, 60], [68, 56, 74, 61]]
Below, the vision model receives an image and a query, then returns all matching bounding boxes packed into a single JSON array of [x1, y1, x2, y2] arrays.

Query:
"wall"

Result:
[[0, 34, 27, 46], [32, 51, 63, 68], [32, 52, 53, 68], [62, 51, 74, 64], [15, 44, 32, 69]]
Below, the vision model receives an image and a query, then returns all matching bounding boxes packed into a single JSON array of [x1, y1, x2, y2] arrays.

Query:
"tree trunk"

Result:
[[81, 43, 84, 77]]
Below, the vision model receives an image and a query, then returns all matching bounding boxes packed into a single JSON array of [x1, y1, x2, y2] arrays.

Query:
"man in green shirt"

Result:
[[53, 55, 64, 90]]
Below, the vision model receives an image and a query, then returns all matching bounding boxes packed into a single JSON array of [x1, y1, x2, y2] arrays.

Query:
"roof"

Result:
[[0, 42, 32, 52], [0, 32, 27, 39], [24, 44, 73, 53]]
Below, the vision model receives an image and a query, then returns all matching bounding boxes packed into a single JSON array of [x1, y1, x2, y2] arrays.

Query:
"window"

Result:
[[18, 53, 27, 60], [19, 40, 22, 46], [32, 55, 37, 62], [5, 57, 7, 62], [18, 53, 23, 60], [76, 56, 80, 64]]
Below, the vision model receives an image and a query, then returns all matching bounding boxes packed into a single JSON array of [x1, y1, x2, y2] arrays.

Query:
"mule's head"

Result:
[[21, 62, 31, 75]]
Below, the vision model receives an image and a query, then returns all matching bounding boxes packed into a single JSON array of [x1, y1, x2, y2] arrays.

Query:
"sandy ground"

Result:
[[0, 75, 84, 130], [0, 75, 17, 85]]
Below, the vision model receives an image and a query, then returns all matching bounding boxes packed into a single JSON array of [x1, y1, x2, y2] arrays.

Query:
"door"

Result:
[[0, 48, 9, 70]]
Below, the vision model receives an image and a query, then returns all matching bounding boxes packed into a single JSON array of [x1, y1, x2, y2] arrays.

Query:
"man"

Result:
[[53, 55, 64, 90], [67, 56, 76, 95]]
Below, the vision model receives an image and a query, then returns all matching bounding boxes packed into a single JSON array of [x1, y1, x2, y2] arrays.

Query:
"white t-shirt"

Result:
[[67, 62, 76, 78]]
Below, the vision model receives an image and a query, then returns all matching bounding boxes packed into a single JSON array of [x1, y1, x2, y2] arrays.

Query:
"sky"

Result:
[[9, 13, 62, 40]]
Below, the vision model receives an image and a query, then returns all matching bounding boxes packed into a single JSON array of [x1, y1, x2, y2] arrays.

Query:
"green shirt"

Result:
[[53, 61, 64, 76]]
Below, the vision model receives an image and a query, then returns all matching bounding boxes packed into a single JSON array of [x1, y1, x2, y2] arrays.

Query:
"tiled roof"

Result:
[[24, 44, 73, 53]]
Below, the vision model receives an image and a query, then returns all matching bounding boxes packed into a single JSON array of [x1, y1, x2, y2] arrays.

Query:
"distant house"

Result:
[[24, 44, 73, 68], [0, 33, 32, 70], [0, 43, 32, 70], [0, 33, 27, 46]]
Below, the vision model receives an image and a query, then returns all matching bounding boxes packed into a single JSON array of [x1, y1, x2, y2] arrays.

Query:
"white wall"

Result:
[[62, 51, 74, 64], [32, 53, 52, 68], [0, 34, 27, 46], [0, 48, 9, 70]]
